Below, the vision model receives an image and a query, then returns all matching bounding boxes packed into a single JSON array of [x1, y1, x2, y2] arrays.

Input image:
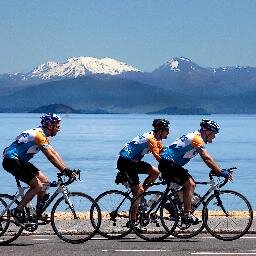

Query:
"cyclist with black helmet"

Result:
[[117, 119, 170, 221], [2, 113, 76, 226], [159, 119, 232, 225]]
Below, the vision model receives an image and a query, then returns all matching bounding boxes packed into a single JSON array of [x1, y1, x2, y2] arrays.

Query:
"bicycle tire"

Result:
[[172, 192, 205, 239], [51, 192, 101, 244], [203, 190, 253, 241], [94, 190, 132, 239], [129, 191, 178, 241], [0, 194, 24, 245]]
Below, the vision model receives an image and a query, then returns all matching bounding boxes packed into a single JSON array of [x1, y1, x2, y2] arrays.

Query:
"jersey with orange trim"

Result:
[[3, 127, 50, 162], [161, 131, 205, 166], [119, 131, 163, 161]]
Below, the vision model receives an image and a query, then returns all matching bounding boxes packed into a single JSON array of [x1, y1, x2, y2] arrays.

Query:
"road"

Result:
[[1, 234, 256, 256]]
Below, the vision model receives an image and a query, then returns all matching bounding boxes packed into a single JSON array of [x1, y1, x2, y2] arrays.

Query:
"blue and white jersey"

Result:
[[3, 127, 50, 162], [161, 131, 205, 166], [119, 131, 163, 161]]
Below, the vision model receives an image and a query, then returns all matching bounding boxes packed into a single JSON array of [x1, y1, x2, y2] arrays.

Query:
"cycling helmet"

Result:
[[41, 113, 61, 127], [152, 119, 170, 131], [200, 119, 220, 133]]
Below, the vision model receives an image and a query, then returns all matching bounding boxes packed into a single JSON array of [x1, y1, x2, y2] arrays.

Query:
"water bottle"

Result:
[[192, 194, 201, 205], [147, 193, 161, 207], [26, 201, 36, 216], [169, 182, 182, 191]]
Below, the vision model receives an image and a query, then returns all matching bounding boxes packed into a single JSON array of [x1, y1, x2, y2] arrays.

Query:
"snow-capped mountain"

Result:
[[152, 57, 206, 74], [26, 56, 141, 80]]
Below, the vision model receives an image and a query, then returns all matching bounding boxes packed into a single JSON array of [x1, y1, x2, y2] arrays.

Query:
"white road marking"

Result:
[[102, 250, 172, 252], [32, 238, 50, 241], [191, 253, 256, 255]]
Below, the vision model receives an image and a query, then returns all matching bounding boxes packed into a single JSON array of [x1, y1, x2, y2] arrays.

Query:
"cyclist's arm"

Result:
[[40, 145, 66, 172], [197, 147, 222, 175]]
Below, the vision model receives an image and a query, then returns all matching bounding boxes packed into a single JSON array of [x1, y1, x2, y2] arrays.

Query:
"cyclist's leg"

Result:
[[35, 171, 49, 215], [143, 164, 160, 191], [117, 157, 143, 221], [183, 177, 196, 214], [10, 161, 43, 211]]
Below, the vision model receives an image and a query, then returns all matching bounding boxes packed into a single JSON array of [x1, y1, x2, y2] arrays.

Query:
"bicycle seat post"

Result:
[[15, 178, 21, 188]]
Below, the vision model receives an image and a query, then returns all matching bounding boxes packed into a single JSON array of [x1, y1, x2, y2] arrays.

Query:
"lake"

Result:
[[0, 113, 255, 208]]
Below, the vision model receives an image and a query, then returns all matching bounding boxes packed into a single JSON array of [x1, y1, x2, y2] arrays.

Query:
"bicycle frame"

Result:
[[0, 176, 78, 219]]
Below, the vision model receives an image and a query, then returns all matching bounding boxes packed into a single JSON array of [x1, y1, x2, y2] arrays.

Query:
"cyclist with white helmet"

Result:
[[159, 119, 232, 225], [2, 113, 76, 225], [117, 119, 170, 221]]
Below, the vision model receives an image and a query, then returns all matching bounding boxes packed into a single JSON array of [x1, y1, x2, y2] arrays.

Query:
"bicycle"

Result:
[[93, 171, 133, 239], [129, 167, 253, 241], [0, 169, 101, 245]]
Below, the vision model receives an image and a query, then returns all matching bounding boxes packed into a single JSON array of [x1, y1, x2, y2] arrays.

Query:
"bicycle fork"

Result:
[[213, 191, 229, 216], [60, 186, 78, 219]]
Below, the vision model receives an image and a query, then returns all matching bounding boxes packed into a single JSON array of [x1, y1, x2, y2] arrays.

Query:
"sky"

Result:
[[0, 0, 256, 74]]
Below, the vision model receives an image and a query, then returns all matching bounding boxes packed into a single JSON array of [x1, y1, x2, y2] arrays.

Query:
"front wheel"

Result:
[[129, 191, 178, 241], [203, 190, 253, 241], [51, 192, 101, 244]]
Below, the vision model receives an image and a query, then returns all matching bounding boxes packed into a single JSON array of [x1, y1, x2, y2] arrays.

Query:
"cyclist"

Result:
[[159, 119, 232, 224], [117, 119, 170, 221], [2, 113, 76, 225]]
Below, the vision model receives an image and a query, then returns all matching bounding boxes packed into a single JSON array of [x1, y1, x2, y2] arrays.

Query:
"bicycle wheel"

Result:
[[94, 190, 132, 239], [51, 192, 101, 244], [172, 193, 205, 239], [203, 190, 253, 241], [0, 194, 24, 245], [129, 191, 178, 241]]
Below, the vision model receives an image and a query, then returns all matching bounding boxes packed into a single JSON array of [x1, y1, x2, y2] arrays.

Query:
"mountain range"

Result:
[[1, 56, 256, 114]]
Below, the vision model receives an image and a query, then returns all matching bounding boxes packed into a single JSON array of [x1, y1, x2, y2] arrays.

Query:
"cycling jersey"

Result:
[[119, 131, 163, 161], [161, 131, 205, 166], [3, 127, 50, 162]]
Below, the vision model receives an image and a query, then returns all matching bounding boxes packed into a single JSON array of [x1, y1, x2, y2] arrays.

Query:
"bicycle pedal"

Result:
[[24, 222, 38, 232]]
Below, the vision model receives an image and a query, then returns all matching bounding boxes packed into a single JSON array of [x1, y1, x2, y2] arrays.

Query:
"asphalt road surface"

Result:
[[1, 234, 256, 256]]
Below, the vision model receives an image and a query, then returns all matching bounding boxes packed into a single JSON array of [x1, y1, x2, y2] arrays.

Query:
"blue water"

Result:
[[0, 113, 255, 208]]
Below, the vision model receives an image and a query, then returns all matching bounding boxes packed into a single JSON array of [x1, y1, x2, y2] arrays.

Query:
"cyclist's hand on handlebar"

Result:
[[220, 169, 233, 181], [63, 168, 77, 179]]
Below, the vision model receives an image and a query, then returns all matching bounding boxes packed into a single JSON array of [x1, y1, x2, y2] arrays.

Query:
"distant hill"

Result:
[[0, 75, 194, 113], [30, 104, 81, 114], [147, 106, 210, 115]]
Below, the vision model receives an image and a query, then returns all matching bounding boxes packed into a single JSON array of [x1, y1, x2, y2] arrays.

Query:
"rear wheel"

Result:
[[203, 190, 253, 241], [95, 190, 132, 239], [0, 194, 24, 245]]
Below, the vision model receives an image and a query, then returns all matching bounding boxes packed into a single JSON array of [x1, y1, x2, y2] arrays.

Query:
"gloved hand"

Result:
[[220, 169, 233, 181], [63, 168, 75, 178], [220, 169, 229, 178]]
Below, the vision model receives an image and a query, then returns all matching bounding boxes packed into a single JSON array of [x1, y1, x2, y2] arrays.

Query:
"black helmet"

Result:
[[152, 119, 170, 131], [200, 119, 220, 133]]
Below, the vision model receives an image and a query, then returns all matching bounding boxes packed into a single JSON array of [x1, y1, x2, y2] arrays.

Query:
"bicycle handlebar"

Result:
[[56, 169, 81, 186], [209, 167, 237, 188]]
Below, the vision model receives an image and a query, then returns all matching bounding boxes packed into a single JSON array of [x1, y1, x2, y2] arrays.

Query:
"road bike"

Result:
[[129, 167, 253, 241], [0, 170, 101, 245]]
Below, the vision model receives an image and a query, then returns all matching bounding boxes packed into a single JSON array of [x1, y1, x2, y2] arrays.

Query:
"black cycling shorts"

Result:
[[2, 158, 39, 184], [117, 156, 151, 187], [158, 159, 192, 185]]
